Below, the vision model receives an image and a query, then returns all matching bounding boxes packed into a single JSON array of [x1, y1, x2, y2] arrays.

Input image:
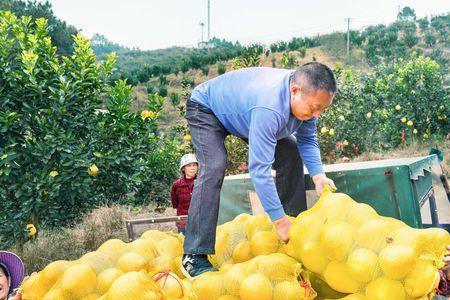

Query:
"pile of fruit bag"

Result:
[[192, 253, 316, 300], [209, 213, 296, 268], [20, 186, 450, 300], [284, 187, 450, 300], [21, 231, 195, 300]]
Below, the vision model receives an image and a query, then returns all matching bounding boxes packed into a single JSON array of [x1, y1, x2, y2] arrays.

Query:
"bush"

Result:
[[201, 65, 210, 76], [280, 52, 298, 69], [158, 85, 168, 97], [231, 48, 261, 70], [217, 61, 226, 75], [146, 84, 155, 94], [169, 92, 180, 107], [0, 11, 181, 247]]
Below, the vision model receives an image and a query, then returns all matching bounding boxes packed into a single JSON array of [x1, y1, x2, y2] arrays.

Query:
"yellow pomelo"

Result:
[[232, 240, 253, 263], [419, 227, 450, 257], [318, 193, 354, 222], [79, 251, 114, 274], [215, 226, 229, 254], [42, 288, 67, 300], [339, 293, 367, 300], [404, 260, 438, 298], [223, 259, 234, 266], [106, 271, 159, 300], [250, 230, 280, 256], [258, 253, 300, 281], [245, 215, 273, 238], [346, 248, 379, 283], [80, 293, 101, 300], [320, 221, 354, 261], [141, 230, 169, 242], [156, 236, 183, 258], [182, 279, 192, 296], [224, 265, 246, 296], [354, 220, 404, 252], [390, 227, 422, 253], [172, 256, 185, 279], [233, 213, 251, 224], [323, 261, 360, 294], [21, 273, 53, 299], [239, 273, 273, 300], [288, 213, 324, 245], [97, 239, 128, 262], [148, 255, 176, 275], [284, 240, 301, 262], [60, 264, 97, 298], [299, 241, 329, 274], [365, 277, 406, 300], [117, 252, 147, 273], [128, 238, 157, 261], [220, 264, 233, 273], [242, 255, 262, 275], [192, 273, 224, 300], [379, 245, 415, 279], [217, 295, 240, 300], [152, 271, 184, 298], [97, 268, 124, 295], [347, 203, 379, 228], [273, 280, 300, 300], [278, 243, 288, 254], [41, 260, 71, 286]]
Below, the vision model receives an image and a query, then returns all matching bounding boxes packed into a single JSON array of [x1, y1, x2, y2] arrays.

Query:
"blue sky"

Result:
[[44, 0, 450, 50]]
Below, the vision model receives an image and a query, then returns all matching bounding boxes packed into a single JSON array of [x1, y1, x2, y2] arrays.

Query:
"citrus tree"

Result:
[[0, 11, 180, 246], [318, 54, 449, 160]]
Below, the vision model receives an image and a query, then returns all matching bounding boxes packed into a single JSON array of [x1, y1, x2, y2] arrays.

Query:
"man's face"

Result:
[[290, 84, 334, 120]]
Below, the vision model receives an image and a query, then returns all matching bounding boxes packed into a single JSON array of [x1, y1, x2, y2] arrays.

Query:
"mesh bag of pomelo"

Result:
[[209, 213, 296, 268], [284, 186, 450, 300], [192, 252, 317, 300], [144, 231, 186, 279], [21, 230, 187, 299]]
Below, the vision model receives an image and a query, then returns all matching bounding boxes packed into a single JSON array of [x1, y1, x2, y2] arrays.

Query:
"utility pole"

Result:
[[345, 18, 352, 56], [207, 0, 211, 43], [200, 22, 205, 43]]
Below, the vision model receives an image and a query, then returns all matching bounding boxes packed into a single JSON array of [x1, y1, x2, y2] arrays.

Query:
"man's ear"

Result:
[[290, 84, 301, 94]]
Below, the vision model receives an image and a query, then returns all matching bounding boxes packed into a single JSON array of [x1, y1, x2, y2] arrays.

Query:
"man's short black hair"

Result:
[[290, 62, 337, 94]]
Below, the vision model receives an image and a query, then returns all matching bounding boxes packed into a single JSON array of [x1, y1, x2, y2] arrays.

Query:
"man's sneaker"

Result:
[[181, 254, 218, 280]]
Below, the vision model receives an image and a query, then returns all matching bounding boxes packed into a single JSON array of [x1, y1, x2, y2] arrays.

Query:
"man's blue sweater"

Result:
[[190, 67, 325, 221]]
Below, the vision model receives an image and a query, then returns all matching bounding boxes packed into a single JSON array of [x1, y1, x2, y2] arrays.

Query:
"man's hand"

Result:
[[273, 215, 292, 243], [312, 173, 337, 196]]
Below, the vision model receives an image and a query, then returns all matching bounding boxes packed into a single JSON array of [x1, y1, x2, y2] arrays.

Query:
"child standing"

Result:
[[170, 154, 198, 235]]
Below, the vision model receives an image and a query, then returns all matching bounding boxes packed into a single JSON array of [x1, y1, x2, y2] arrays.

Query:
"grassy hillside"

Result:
[[126, 11, 449, 131]]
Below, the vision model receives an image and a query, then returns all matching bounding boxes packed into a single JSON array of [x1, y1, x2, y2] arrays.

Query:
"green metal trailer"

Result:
[[218, 155, 449, 230]]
